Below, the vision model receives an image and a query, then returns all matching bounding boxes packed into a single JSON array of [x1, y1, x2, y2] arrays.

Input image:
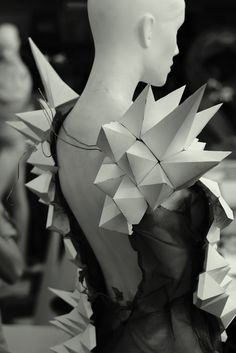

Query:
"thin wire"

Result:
[[38, 89, 101, 151]]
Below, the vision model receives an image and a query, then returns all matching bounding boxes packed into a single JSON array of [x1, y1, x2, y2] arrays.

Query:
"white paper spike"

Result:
[[27, 142, 57, 172], [50, 320, 76, 336], [201, 293, 229, 317], [138, 164, 174, 209], [49, 288, 79, 308], [197, 272, 225, 301], [99, 196, 132, 235], [79, 324, 96, 350], [113, 176, 148, 225], [97, 122, 136, 162], [77, 293, 93, 319], [142, 85, 206, 160], [120, 85, 154, 138], [26, 172, 55, 203], [188, 139, 206, 151], [51, 344, 71, 353], [16, 109, 54, 140], [141, 85, 186, 135], [126, 141, 158, 184], [6, 121, 41, 143], [205, 244, 229, 272], [94, 162, 125, 197], [161, 150, 231, 190], [221, 297, 236, 328], [221, 275, 233, 290], [29, 38, 79, 107], [185, 104, 223, 148], [207, 224, 221, 244], [46, 204, 71, 236], [208, 266, 230, 284]]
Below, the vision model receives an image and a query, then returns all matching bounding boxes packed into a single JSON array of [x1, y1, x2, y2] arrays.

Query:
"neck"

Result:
[[79, 48, 142, 119]]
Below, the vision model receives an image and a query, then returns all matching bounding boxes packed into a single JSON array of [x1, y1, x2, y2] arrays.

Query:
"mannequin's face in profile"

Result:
[[142, 0, 185, 86]]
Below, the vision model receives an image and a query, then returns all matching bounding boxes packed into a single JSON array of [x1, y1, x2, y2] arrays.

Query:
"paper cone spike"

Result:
[[16, 109, 54, 140], [64, 336, 90, 353], [51, 344, 71, 353], [27, 142, 57, 173], [200, 177, 222, 198], [138, 164, 174, 209], [141, 85, 186, 135], [142, 85, 206, 160], [113, 176, 148, 225], [221, 297, 236, 328], [221, 275, 233, 290], [29, 38, 79, 107], [49, 288, 79, 308], [94, 163, 125, 197], [208, 266, 230, 284], [50, 320, 75, 336], [201, 293, 229, 317], [120, 85, 154, 138], [46, 204, 71, 236], [188, 139, 206, 151], [97, 122, 136, 162], [77, 294, 93, 320], [63, 237, 77, 261], [161, 150, 231, 190], [126, 141, 158, 184], [26, 173, 55, 203], [204, 244, 229, 272], [6, 121, 41, 143], [185, 104, 223, 148], [218, 197, 234, 226], [54, 317, 82, 336], [55, 308, 90, 328], [79, 324, 96, 350], [197, 272, 225, 301], [99, 196, 133, 235], [207, 224, 221, 244], [31, 167, 44, 175]]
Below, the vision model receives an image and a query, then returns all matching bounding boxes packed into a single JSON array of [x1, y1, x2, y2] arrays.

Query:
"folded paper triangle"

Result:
[[6, 121, 41, 143], [94, 162, 125, 197], [51, 344, 71, 353], [141, 85, 186, 135], [27, 142, 57, 173], [99, 196, 133, 234], [29, 38, 79, 107], [46, 204, 71, 236], [208, 266, 230, 284], [185, 104, 222, 148], [221, 275, 233, 290], [142, 85, 206, 160], [16, 109, 54, 140], [50, 319, 77, 337], [205, 244, 229, 272], [113, 176, 148, 224], [79, 324, 96, 350], [26, 173, 55, 203], [49, 288, 80, 308], [197, 272, 225, 301], [161, 151, 230, 190], [138, 164, 174, 209], [77, 293, 93, 320], [120, 85, 154, 138], [97, 122, 136, 162], [201, 293, 229, 317], [126, 141, 158, 184], [221, 297, 236, 328], [207, 224, 221, 244]]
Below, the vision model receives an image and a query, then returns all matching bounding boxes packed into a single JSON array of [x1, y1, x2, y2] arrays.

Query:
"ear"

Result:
[[139, 14, 156, 48]]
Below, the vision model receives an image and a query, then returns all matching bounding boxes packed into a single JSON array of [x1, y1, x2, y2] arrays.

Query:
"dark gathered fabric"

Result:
[[50, 102, 222, 353]]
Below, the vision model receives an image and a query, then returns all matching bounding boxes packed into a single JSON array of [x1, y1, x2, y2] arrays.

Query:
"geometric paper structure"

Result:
[[113, 176, 148, 225], [10, 38, 235, 346], [126, 141, 157, 184], [94, 161, 125, 197], [138, 164, 174, 209], [9, 40, 96, 353], [95, 85, 231, 234], [96, 122, 136, 162], [99, 196, 132, 235]]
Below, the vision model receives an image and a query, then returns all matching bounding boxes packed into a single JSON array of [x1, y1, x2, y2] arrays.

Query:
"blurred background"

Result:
[[0, 0, 236, 352]]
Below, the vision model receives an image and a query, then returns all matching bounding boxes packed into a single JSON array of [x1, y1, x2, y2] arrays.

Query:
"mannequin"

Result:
[[57, 0, 185, 302]]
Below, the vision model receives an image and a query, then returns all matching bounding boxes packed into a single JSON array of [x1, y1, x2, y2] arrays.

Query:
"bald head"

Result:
[[87, 0, 185, 86]]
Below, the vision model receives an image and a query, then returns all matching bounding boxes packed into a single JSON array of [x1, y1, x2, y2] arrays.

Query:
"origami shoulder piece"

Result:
[[8, 40, 236, 344], [95, 84, 230, 235]]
